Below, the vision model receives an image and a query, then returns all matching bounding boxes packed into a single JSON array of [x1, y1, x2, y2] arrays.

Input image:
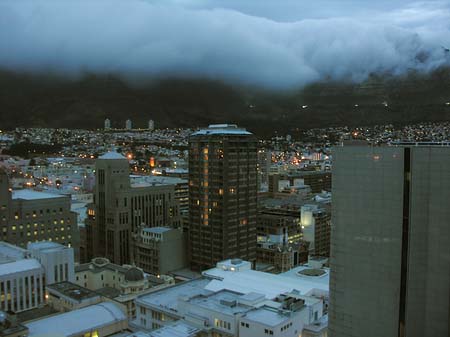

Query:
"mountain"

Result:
[[0, 68, 449, 136]]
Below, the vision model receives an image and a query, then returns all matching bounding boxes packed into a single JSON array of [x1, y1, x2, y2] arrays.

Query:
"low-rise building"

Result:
[[133, 259, 329, 336], [46, 281, 104, 312], [75, 257, 174, 319], [0, 169, 79, 258], [0, 242, 45, 313], [0, 311, 28, 337], [24, 302, 127, 337], [27, 241, 75, 284], [134, 227, 186, 275]]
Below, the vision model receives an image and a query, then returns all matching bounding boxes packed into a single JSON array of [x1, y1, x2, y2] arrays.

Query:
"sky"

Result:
[[0, 0, 449, 89]]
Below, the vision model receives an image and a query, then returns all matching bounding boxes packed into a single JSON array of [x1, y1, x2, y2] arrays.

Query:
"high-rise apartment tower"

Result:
[[188, 124, 257, 271]]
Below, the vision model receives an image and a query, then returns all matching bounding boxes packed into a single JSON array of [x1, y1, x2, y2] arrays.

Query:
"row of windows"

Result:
[[14, 208, 65, 219], [214, 318, 231, 330], [281, 322, 293, 331], [9, 224, 71, 231]]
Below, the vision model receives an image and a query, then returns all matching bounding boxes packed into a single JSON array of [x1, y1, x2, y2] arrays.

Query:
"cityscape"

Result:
[[1, 1, 450, 337]]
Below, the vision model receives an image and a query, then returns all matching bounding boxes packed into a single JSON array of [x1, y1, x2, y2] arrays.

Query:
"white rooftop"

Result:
[[186, 289, 250, 315], [137, 260, 329, 317], [12, 189, 65, 200], [149, 321, 200, 337], [98, 151, 126, 160], [0, 259, 42, 277], [130, 175, 187, 187], [136, 278, 211, 313], [191, 124, 252, 136], [28, 241, 67, 252], [244, 306, 291, 327], [0, 241, 28, 262], [202, 263, 329, 299], [25, 302, 126, 337]]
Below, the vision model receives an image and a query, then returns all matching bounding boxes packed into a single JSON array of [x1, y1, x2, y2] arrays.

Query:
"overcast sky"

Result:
[[0, 0, 449, 88]]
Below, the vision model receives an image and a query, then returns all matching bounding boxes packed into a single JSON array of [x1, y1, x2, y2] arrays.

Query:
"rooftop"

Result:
[[12, 189, 65, 200], [98, 151, 127, 160], [47, 282, 100, 302], [142, 227, 172, 234], [0, 259, 42, 278], [149, 321, 200, 337], [191, 124, 252, 136], [0, 241, 28, 263], [25, 302, 126, 337], [28, 241, 67, 252], [130, 175, 187, 187], [203, 263, 329, 299], [186, 289, 251, 315], [136, 278, 211, 313], [243, 306, 291, 327]]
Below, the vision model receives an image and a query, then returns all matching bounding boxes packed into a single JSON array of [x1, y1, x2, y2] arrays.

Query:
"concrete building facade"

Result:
[[0, 242, 45, 313], [134, 227, 186, 275], [0, 169, 79, 254], [86, 151, 181, 265], [329, 144, 450, 337]]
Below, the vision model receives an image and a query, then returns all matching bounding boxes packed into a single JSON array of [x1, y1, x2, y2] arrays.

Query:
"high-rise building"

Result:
[[300, 204, 331, 258], [148, 119, 155, 131], [86, 151, 181, 265], [104, 118, 111, 130], [188, 124, 257, 271], [329, 144, 450, 337], [125, 119, 132, 130]]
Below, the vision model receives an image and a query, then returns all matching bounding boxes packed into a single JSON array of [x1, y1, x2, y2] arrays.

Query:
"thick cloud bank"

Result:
[[0, 0, 449, 88]]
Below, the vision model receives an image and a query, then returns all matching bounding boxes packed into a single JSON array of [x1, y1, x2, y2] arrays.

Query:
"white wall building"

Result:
[[28, 241, 75, 284], [133, 259, 329, 336], [25, 302, 127, 337], [0, 242, 45, 312]]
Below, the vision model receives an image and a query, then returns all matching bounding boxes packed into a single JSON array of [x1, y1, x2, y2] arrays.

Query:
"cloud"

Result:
[[0, 0, 449, 89]]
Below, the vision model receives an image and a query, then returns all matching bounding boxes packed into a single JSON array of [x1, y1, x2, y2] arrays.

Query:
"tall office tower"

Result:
[[148, 119, 155, 131], [329, 144, 450, 337], [188, 124, 257, 271], [86, 151, 181, 265], [0, 168, 12, 222], [104, 118, 111, 130], [257, 148, 271, 189], [125, 119, 132, 130]]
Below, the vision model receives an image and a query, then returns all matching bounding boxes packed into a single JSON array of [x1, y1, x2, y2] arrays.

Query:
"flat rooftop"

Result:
[[136, 278, 211, 313], [25, 302, 126, 337], [187, 289, 251, 315], [203, 264, 329, 299], [142, 227, 172, 234], [191, 124, 252, 136], [149, 321, 200, 337], [0, 241, 28, 263], [244, 306, 291, 327], [12, 189, 65, 200], [28, 241, 66, 251], [0, 259, 42, 277], [47, 282, 99, 302]]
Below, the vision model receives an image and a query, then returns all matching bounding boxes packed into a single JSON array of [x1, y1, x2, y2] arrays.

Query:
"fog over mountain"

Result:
[[0, 0, 449, 89]]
